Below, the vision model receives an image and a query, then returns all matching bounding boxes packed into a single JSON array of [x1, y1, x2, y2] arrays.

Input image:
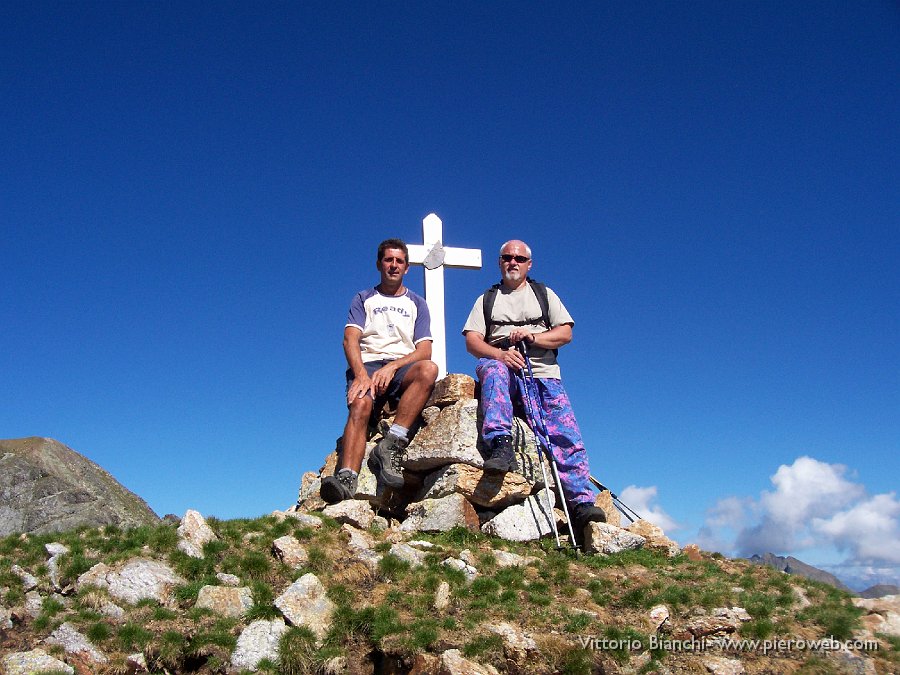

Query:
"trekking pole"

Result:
[[588, 476, 642, 523], [515, 342, 578, 548]]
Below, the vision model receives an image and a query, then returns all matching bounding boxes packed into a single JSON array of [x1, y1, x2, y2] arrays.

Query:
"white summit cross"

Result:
[[408, 213, 482, 379]]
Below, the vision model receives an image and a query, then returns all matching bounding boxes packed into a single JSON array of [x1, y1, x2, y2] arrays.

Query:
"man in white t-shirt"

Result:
[[462, 239, 606, 534], [320, 239, 438, 504]]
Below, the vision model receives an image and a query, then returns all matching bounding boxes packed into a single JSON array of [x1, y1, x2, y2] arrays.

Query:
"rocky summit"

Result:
[[0, 508, 897, 674], [0, 437, 159, 537]]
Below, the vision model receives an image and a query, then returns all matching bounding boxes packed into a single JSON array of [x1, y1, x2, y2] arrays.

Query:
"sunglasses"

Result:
[[500, 254, 530, 263]]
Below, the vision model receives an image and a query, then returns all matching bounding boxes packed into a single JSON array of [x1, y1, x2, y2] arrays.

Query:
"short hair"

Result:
[[499, 240, 532, 259], [377, 238, 409, 262]]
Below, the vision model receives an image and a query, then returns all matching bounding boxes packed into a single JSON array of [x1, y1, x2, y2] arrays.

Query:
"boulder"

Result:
[[853, 595, 900, 637], [297, 471, 320, 502], [400, 493, 480, 533], [584, 523, 646, 555], [231, 619, 288, 671], [438, 649, 499, 674], [442, 557, 478, 581], [404, 399, 484, 471], [274, 573, 335, 642], [45, 622, 108, 665], [648, 604, 670, 632], [2, 649, 74, 675], [426, 374, 476, 407], [10, 564, 38, 591], [434, 581, 451, 610], [388, 543, 429, 568], [481, 491, 557, 542], [594, 490, 621, 527], [322, 499, 375, 529], [485, 621, 538, 664], [0, 437, 159, 537], [176, 509, 218, 558], [342, 524, 381, 570], [272, 535, 309, 568], [419, 463, 531, 509], [195, 585, 253, 618], [45, 543, 70, 590], [703, 656, 745, 675], [626, 519, 680, 557], [76, 557, 186, 606]]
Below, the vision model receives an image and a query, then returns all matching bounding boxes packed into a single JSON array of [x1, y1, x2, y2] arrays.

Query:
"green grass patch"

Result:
[[462, 633, 503, 658]]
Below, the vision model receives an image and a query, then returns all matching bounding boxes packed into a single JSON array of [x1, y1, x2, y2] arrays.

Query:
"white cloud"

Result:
[[699, 456, 900, 578], [813, 493, 900, 564], [760, 456, 863, 529], [619, 485, 679, 532], [695, 496, 753, 553]]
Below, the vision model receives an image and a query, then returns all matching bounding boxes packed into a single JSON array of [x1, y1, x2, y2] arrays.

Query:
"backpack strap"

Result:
[[482, 278, 554, 350]]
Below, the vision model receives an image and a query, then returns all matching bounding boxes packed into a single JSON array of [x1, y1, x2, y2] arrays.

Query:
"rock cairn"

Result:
[[295, 373, 681, 555]]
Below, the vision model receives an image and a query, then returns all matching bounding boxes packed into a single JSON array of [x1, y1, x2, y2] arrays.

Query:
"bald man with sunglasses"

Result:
[[462, 239, 606, 536]]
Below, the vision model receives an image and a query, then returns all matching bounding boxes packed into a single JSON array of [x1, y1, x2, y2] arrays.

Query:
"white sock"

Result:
[[388, 424, 409, 441]]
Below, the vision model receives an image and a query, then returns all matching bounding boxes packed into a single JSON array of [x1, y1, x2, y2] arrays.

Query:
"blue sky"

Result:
[[2, 2, 897, 589]]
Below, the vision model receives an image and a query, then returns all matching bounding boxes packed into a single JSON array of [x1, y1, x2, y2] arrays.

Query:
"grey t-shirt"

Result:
[[462, 283, 574, 378]]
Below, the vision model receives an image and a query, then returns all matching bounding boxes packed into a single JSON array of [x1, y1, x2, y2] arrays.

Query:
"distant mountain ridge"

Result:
[[858, 584, 900, 599], [749, 552, 852, 592], [0, 436, 159, 536]]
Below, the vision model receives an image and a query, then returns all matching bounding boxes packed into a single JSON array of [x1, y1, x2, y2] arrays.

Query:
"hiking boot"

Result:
[[571, 501, 607, 533], [320, 469, 358, 504], [483, 435, 518, 474], [367, 433, 408, 489]]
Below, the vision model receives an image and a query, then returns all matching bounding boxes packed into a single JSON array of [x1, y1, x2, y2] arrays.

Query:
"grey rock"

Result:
[[176, 509, 217, 558], [322, 499, 375, 529], [2, 649, 74, 675], [703, 656, 745, 675], [274, 573, 335, 642], [400, 493, 480, 533], [492, 549, 537, 568], [404, 399, 485, 471], [481, 491, 557, 542], [45, 543, 70, 590], [1, 606, 13, 629], [388, 543, 429, 568], [438, 648, 500, 674], [296, 471, 320, 502], [196, 585, 253, 618], [434, 581, 451, 610], [584, 522, 646, 555], [0, 437, 159, 536], [24, 590, 43, 617], [485, 621, 538, 663], [419, 463, 531, 509], [442, 557, 477, 581], [231, 618, 288, 671], [45, 542, 69, 557], [76, 557, 186, 606], [11, 564, 38, 591], [45, 621, 108, 664], [272, 535, 309, 568], [342, 524, 381, 571], [216, 572, 241, 586]]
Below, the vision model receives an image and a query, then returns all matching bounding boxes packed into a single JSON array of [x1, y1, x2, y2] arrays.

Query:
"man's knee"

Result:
[[346, 396, 373, 424], [408, 359, 439, 385]]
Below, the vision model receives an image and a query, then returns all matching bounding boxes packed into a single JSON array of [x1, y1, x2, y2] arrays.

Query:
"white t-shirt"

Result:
[[346, 287, 432, 363]]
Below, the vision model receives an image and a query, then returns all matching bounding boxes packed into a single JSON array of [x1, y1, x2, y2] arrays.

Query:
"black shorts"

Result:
[[345, 360, 413, 407]]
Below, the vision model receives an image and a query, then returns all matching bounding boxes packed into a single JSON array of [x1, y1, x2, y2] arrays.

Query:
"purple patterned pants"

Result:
[[476, 358, 595, 506]]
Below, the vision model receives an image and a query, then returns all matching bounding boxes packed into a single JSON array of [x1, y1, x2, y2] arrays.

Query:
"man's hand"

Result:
[[498, 346, 526, 371], [507, 328, 536, 346], [346, 373, 375, 404], [370, 362, 399, 396]]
